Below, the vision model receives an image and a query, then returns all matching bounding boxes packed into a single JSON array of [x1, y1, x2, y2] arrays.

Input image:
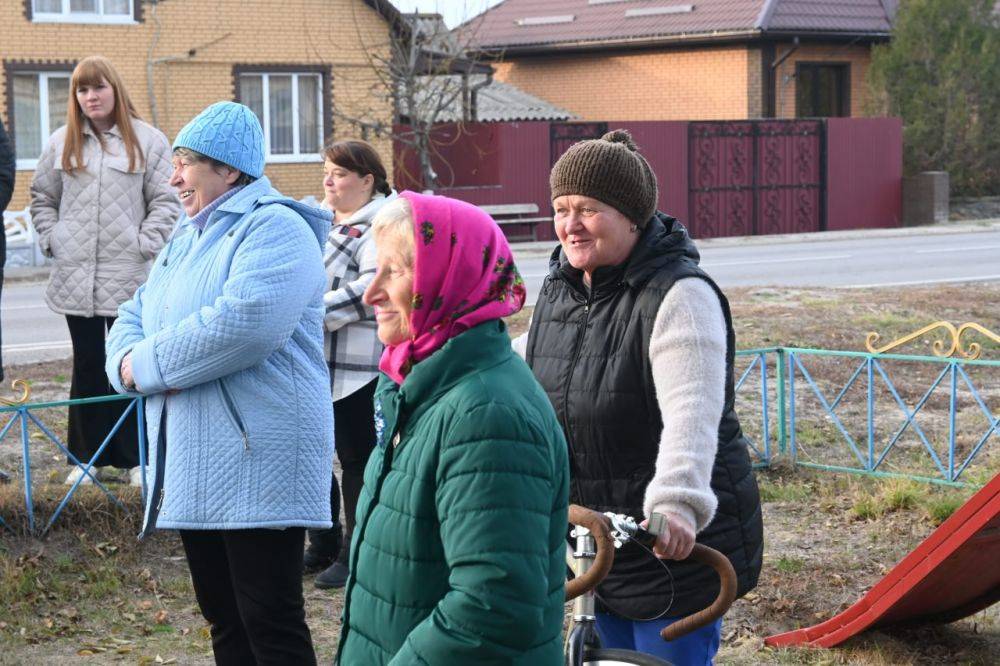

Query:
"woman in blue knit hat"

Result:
[[105, 101, 334, 664]]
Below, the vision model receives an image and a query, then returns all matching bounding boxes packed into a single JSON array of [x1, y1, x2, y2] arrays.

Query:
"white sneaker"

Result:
[[64, 466, 98, 486], [128, 466, 146, 487]]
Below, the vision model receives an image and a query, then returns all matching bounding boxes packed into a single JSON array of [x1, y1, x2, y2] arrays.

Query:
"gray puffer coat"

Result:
[[30, 119, 180, 317]]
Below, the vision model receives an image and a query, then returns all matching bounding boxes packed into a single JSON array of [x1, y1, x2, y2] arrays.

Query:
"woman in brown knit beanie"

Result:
[[518, 130, 763, 665]]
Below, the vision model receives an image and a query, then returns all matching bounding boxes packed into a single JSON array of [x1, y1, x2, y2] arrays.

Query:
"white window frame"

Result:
[[13, 71, 72, 171], [241, 72, 325, 164], [31, 0, 136, 24]]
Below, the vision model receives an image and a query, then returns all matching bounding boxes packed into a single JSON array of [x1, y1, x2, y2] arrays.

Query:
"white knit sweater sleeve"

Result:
[[643, 277, 726, 533]]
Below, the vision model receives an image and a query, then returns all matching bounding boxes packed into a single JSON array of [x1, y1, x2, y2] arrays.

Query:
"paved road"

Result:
[[3, 228, 999, 366], [2, 282, 70, 366], [515, 229, 1000, 304]]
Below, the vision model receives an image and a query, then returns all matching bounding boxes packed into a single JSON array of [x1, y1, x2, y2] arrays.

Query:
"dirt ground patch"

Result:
[[1, 284, 998, 664]]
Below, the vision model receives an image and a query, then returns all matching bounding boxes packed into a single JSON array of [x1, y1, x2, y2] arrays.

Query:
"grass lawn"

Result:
[[1, 283, 997, 664]]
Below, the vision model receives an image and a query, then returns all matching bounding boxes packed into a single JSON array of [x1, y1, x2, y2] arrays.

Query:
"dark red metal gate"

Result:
[[688, 120, 825, 238], [550, 122, 608, 167]]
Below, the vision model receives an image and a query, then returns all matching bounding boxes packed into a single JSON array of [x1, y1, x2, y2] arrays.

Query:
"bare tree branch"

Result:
[[335, 3, 496, 190]]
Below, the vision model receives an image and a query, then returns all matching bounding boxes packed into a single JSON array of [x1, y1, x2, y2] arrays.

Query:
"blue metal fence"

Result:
[[0, 394, 146, 536], [734, 347, 999, 487], [1, 345, 996, 534]]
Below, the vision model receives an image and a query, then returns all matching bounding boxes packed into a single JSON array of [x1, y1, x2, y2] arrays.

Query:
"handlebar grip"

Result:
[[565, 504, 615, 601], [659, 544, 738, 642], [631, 525, 658, 550]]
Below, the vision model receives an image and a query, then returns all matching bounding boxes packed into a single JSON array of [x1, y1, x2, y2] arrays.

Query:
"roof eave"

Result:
[[362, 0, 409, 37], [473, 28, 892, 57], [761, 29, 892, 41], [474, 30, 763, 57]]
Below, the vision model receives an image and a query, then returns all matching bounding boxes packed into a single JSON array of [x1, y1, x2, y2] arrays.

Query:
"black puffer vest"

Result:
[[526, 213, 763, 619]]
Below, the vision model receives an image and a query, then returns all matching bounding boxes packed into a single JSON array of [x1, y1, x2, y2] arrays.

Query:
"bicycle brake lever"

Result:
[[647, 512, 668, 537], [631, 512, 668, 549]]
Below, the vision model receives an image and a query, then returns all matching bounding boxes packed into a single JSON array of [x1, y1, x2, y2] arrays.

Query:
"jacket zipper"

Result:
[[337, 409, 405, 662], [218, 379, 250, 451], [139, 408, 169, 540], [562, 289, 594, 502]]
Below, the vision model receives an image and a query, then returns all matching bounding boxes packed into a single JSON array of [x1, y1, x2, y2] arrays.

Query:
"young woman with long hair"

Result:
[[29, 56, 179, 486]]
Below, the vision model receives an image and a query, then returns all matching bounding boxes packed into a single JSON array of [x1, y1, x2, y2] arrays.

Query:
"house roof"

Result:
[[405, 75, 575, 122], [362, 0, 405, 30], [463, 0, 897, 54]]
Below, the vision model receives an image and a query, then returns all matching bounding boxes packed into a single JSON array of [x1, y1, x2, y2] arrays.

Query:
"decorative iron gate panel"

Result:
[[688, 120, 825, 238], [550, 122, 609, 167]]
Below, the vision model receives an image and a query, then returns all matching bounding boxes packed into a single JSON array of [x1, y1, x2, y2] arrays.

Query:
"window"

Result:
[[238, 72, 324, 163], [11, 71, 71, 169], [796, 63, 849, 118], [31, 0, 134, 24]]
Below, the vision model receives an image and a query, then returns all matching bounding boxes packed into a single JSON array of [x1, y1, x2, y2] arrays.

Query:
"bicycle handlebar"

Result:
[[564, 505, 615, 602], [658, 543, 737, 642], [565, 504, 738, 643]]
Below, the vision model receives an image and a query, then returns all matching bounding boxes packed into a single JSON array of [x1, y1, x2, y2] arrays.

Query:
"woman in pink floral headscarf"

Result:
[[335, 192, 570, 665]]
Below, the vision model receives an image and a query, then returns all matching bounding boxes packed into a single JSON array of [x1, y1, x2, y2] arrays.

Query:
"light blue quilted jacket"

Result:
[[105, 177, 334, 534]]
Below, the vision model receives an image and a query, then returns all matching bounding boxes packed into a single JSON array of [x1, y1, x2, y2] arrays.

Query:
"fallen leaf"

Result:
[[154, 610, 170, 625]]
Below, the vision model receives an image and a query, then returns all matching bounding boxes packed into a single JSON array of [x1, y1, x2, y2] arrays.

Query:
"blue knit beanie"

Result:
[[173, 101, 265, 179]]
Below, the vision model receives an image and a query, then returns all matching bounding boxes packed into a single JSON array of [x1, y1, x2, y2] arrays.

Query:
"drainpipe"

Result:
[[467, 70, 493, 123], [770, 36, 800, 118]]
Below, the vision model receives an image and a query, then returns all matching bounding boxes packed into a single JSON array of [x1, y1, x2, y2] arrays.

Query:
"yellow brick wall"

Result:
[[493, 46, 750, 121], [773, 43, 875, 119], [0, 0, 395, 210], [494, 42, 876, 122]]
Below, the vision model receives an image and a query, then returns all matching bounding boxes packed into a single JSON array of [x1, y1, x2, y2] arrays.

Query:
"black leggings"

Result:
[[308, 378, 377, 561]]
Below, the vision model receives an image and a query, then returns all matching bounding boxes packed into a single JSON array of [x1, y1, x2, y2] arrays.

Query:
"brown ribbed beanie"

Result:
[[550, 129, 659, 228]]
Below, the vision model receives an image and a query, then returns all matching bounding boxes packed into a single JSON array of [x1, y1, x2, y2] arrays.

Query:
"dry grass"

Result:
[[0, 284, 997, 664]]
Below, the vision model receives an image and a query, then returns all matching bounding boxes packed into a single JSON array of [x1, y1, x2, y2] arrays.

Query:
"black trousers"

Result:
[[65, 315, 142, 469], [308, 378, 377, 562], [0, 267, 5, 382], [180, 528, 316, 666]]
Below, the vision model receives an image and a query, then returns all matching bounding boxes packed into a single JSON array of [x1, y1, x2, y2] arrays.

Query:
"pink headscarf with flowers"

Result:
[[379, 191, 527, 384]]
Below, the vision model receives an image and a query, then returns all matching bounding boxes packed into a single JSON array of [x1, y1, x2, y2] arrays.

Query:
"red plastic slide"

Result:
[[766, 472, 1000, 648]]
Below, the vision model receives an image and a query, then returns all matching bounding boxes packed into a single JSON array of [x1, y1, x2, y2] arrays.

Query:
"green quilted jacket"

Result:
[[336, 320, 569, 665]]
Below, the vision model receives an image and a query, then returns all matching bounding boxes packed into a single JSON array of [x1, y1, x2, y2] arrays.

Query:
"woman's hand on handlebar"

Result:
[[642, 512, 695, 560]]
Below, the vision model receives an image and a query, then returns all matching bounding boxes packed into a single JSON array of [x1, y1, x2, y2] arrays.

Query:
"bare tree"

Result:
[[336, 3, 495, 190]]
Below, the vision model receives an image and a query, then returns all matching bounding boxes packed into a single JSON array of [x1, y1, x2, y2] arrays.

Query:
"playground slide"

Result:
[[765, 472, 1000, 648]]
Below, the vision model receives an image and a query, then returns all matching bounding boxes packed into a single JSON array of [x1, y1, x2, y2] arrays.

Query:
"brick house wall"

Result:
[[493, 46, 752, 121], [0, 0, 394, 211], [493, 42, 876, 122]]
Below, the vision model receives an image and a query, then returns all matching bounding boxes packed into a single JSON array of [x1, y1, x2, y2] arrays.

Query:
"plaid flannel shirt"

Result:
[[323, 193, 396, 401]]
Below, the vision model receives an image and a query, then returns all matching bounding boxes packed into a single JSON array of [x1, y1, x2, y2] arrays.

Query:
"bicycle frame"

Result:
[[566, 522, 601, 665]]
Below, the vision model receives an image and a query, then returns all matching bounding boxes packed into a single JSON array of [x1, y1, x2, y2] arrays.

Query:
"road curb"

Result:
[[3, 267, 51, 284], [509, 219, 1000, 256]]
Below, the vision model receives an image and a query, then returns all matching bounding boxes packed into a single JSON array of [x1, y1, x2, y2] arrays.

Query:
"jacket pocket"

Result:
[[216, 378, 250, 452], [105, 156, 146, 176]]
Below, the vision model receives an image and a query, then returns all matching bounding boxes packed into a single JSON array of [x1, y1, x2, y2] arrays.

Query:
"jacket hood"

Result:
[[215, 176, 333, 249], [547, 211, 700, 289]]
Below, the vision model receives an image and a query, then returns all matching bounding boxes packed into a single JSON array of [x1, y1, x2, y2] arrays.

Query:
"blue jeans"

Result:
[[595, 613, 722, 665]]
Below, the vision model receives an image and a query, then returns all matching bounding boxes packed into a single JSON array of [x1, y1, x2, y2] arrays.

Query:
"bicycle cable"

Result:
[[593, 537, 676, 622]]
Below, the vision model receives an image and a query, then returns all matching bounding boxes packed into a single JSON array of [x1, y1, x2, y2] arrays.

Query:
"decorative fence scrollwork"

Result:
[[866, 321, 1000, 360]]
